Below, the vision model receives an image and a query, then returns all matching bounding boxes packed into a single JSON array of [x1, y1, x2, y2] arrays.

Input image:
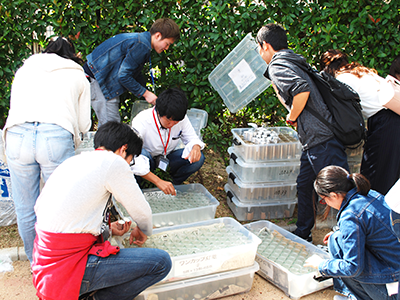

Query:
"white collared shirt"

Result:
[[131, 108, 205, 175]]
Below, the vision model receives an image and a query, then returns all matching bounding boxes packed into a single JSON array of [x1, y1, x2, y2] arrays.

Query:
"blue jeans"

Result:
[[90, 78, 120, 128], [139, 148, 205, 185], [79, 248, 172, 300], [5, 123, 75, 263], [391, 210, 400, 300], [294, 138, 348, 238], [329, 231, 398, 300]]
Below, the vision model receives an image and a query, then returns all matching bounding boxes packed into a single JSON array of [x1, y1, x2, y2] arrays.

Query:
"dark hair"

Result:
[[155, 88, 188, 121], [43, 36, 83, 65], [314, 165, 371, 197], [256, 23, 288, 51], [94, 121, 143, 157], [320, 49, 377, 77], [150, 18, 180, 41], [389, 55, 400, 80]]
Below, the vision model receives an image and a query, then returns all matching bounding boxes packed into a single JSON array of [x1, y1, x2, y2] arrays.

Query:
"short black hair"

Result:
[[94, 121, 143, 157], [257, 23, 288, 51], [389, 55, 400, 79], [155, 88, 188, 121], [43, 36, 83, 65]]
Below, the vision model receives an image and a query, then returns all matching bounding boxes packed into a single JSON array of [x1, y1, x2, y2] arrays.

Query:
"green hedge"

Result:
[[1, 0, 399, 138]]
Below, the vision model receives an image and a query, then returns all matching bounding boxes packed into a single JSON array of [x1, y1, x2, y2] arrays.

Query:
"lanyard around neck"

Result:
[[152, 108, 170, 156]]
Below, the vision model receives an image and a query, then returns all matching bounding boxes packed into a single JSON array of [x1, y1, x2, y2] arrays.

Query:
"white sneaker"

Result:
[[333, 295, 350, 300]]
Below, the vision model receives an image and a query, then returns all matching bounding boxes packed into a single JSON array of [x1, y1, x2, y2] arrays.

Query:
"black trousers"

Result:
[[361, 109, 400, 195]]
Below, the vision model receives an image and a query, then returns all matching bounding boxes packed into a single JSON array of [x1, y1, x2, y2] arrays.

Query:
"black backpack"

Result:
[[273, 58, 366, 147]]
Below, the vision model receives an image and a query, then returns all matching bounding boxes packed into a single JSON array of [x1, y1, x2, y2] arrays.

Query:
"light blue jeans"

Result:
[[90, 78, 120, 128], [5, 122, 75, 263], [79, 248, 172, 299]]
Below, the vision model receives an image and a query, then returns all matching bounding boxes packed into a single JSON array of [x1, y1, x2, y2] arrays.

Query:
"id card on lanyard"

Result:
[[152, 108, 170, 171]]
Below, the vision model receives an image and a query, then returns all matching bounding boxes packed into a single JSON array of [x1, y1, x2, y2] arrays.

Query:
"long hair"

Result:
[[43, 36, 83, 65], [320, 49, 377, 78]]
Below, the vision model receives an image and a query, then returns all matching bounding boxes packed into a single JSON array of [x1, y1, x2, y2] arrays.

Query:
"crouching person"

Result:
[[305, 166, 400, 300], [31, 121, 171, 300]]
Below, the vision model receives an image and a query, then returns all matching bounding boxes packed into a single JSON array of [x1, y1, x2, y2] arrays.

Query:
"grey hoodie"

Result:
[[264, 49, 334, 150]]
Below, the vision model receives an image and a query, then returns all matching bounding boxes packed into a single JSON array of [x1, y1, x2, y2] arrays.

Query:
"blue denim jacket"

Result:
[[319, 188, 400, 284], [86, 31, 151, 100]]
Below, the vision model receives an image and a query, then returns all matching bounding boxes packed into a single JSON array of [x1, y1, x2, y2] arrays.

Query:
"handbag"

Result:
[[378, 75, 400, 115]]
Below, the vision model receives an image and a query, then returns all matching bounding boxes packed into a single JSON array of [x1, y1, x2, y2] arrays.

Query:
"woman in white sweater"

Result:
[[3, 36, 91, 263], [320, 49, 400, 196]]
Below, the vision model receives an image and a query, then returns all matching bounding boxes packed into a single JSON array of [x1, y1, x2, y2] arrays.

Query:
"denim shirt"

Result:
[[86, 31, 151, 100], [319, 188, 400, 283]]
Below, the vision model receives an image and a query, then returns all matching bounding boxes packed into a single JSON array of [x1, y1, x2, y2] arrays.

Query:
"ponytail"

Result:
[[314, 166, 370, 197]]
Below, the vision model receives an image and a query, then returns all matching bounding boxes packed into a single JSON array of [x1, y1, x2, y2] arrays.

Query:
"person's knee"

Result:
[[156, 249, 172, 274]]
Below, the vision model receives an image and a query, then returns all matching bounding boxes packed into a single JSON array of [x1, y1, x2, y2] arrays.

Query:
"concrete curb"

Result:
[[0, 247, 28, 262]]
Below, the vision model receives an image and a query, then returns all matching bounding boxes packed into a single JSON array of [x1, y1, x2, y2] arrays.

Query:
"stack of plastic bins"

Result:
[[244, 220, 333, 299], [112, 218, 261, 300], [225, 127, 302, 221]]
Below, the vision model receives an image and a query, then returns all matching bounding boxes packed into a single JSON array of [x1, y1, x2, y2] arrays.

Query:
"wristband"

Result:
[[286, 119, 296, 126]]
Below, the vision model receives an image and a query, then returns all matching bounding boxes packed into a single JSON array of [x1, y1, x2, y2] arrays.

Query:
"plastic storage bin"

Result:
[[187, 108, 208, 139], [113, 184, 219, 228], [135, 262, 259, 300], [225, 184, 297, 221], [208, 33, 271, 113], [228, 151, 300, 183], [115, 217, 261, 283], [227, 170, 297, 203], [130, 100, 153, 122], [75, 131, 96, 155], [231, 127, 302, 162], [244, 220, 333, 299]]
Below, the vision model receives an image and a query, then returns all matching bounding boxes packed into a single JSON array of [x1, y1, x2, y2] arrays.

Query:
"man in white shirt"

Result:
[[131, 88, 205, 195]]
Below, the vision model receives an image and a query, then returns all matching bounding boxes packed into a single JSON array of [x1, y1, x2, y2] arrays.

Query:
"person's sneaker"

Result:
[[333, 295, 351, 300]]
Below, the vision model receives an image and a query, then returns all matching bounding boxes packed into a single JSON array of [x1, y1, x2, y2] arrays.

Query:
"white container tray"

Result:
[[135, 262, 259, 300], [225, 184, 297, 221], [227, 153, 300, 183], [244, 221, 333, 299], [115, 217, 261, 284], [113, 183, 219, 228], [227, 168, 297, 203], [231, 127, 302, 162], [208, 33, 271, 113]]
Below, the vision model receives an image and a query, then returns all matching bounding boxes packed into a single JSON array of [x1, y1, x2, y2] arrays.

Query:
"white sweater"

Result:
[[3, 53, 91, 148], [35, 151, 153, 236]]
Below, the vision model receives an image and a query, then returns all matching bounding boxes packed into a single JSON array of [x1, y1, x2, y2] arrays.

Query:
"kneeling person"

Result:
[[131, 87, 205, 195], [32, 121, 171, 300]]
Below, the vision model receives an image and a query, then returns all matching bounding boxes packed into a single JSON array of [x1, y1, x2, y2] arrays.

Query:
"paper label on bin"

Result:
[[174, 253, 221, 276], [256, 256, 273, 278], [228, 59, 256, 92]]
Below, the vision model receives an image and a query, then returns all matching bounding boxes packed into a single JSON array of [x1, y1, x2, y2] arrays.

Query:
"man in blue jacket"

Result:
[[84, 18, 180, 127]]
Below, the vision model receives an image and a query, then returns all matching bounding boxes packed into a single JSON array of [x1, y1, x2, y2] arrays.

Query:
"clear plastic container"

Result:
[[225, 184, 297, 221], [244, 220, 333, 299], [231, 127, 302, 162], [136, 262, 259, 300], [208, 33, 271, 113], [113, 183, 219, 228], [130, 100, 153, 122], [228, 151, 300, 183], [187, 108, 208, 139], [75, 131, 96, 155], [226, 169, 297, 203], [114, 217, 261, 283]]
